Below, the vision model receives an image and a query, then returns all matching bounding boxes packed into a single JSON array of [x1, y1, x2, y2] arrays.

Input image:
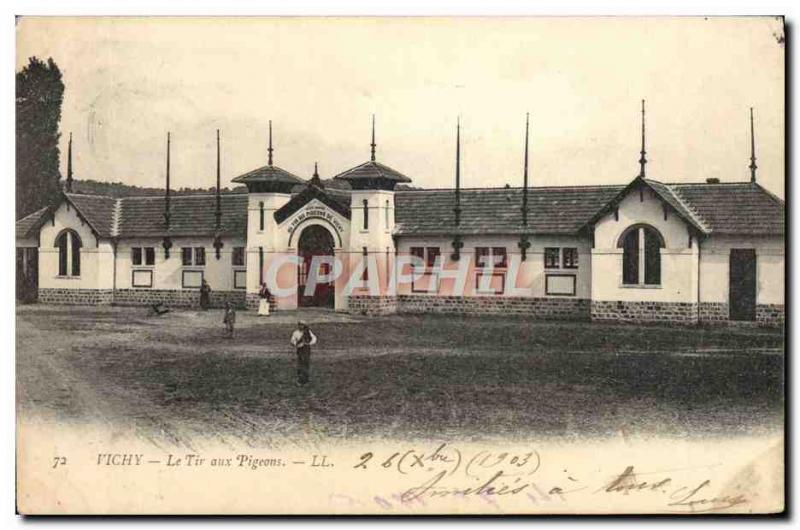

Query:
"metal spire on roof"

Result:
[[639, 99, 647, 178], [370, 114, 376, 162], [162, 132, 173, 258], [66, 132, 73, 193], [215, 129, 222, 231], [522, 112, 529, 227], [213, 129, 224, 259], [268, 120, 274, 166], [454, 116, 461, 227], [749, 107, 758, 183], [164, 132, 171, 228]]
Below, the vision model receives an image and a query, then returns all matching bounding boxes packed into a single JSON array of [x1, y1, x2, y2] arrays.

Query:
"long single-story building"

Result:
[[16, 116, 785, 327]]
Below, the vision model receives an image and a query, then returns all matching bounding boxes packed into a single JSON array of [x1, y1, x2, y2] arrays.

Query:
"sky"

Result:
[[16, 16, 785, 197]]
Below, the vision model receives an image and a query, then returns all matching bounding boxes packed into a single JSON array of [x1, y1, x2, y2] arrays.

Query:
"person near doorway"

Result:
[[258, 282, 271, 316], [199, 279, 212, 310], [290, 321, 317, 386], [223, 301, 236, 338]]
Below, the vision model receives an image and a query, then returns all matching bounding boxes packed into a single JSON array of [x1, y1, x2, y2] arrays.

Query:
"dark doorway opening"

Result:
[[729, 249, 756, 321], [297, 225, 335, 308], [16, 247, 38, 303]]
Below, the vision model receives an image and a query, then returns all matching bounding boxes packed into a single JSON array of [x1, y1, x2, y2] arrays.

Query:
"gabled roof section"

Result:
[[117, 194, 248, 237], [584, 177, 709, 234], [274, 185, 352, 225], [16, 206, 52, 239], [333, 160, 412, 184], [395, 185, 624, 236], [64, 193, 119, 238]]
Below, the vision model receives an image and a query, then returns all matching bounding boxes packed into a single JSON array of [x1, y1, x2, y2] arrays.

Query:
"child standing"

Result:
[[223, 301, 236, 338]]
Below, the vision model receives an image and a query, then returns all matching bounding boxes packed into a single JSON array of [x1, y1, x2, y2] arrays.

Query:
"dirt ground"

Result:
[[16, 305, 784, 448]]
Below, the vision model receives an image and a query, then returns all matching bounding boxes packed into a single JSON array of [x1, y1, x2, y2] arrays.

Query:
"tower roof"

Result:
[[332, 160, 412, 190], [231, 165, 306, 193]]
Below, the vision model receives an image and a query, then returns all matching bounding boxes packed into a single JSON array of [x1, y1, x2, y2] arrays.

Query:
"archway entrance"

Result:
[[297, 224, 335, 308]]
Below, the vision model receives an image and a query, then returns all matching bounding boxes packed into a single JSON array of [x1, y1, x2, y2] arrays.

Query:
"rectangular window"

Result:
[[194, 247, 206, 266], [544, 248, 560, 269], [182, 270, 204, 289], [181, 247, 193, 266], [644, 230, 661, 285], [132, 269, 153, 288], [545, 274, 576, 296], [259, 201, 265, 231], [361, 247, 369, 281], [232, 246, 245, 267], [476, 272, 505, 295], [132, 247, 142, 266], [133, 247, 155, 266], [144, 247, 155, 266], [363, 199, 370, 230], [622, 232, 639, 285], [491, 247, 507, 268], [410, 247, 425, 269], [562, 248, 578, 269], [475, 247, 490, 268], [425, 247, 441, 268], [234, 270, 247, 290]]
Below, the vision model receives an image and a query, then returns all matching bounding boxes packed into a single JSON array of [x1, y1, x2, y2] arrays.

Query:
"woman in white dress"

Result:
[[258, 282, 271, 316]]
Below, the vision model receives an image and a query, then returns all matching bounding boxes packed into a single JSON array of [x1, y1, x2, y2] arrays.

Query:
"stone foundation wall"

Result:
[[348, 295, 398, 316], [699, 302, 729, 324], [395, 295, 591, 320], [591, 300, 699, 324], [113, 289, 247, 309], [756, 304, 785, 328], [38, 288, 114, 306]]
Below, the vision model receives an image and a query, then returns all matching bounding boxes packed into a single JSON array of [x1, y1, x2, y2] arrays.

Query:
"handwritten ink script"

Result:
[[350, 444, 749, 513]]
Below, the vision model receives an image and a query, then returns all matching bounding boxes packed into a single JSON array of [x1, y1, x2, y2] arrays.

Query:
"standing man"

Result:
[[199, 279, 212, 310], [223, 301, 236, 338], [290, 321, 317, 386]]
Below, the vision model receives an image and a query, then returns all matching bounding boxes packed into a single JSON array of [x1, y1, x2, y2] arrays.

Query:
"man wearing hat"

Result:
[[290, 321, 317, 386]]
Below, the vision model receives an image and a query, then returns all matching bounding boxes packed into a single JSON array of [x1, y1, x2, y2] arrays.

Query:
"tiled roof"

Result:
[[394, 185, 624, 235], [65, 194, 119, 238], [18, 178, 785, 241], [333, 160, 412, 183], [117, 194, 248, 237], [644, 179, 710, 233], [231, 164, 305, 186], [670, 182, 785, 235], [16, 206, 51, 239]]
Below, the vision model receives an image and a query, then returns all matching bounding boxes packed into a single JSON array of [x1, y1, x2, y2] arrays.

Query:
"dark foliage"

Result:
[[16, 57, 64, 219]]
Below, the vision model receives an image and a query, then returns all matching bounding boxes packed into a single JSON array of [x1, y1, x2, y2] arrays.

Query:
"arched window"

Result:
[[362, 199, 369, 230], [55, 229, 82, 277], [617, 224, 664, 285]]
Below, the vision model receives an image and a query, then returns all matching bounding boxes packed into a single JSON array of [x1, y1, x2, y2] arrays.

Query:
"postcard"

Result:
[[15, 16, 785, 515]]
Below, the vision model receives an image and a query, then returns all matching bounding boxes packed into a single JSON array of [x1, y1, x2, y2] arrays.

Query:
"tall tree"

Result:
[[16, 56, 64, 219]]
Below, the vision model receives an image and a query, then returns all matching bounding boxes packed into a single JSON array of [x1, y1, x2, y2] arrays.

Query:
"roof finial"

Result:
[[165, 132, 171, 227], [749, 107, 757, 183], [215, 129, 222, 231], [370, 114, 376, 162], [66, 132, 73, 193], [454, 116, 461, 227], [268, 120, 274, 166], [639, 99, 647, 178], [314, 161, 319, 179], [522, 112, 529, 227]]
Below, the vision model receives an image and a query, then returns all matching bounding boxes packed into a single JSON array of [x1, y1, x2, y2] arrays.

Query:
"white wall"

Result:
[[116, 236, 247, 292], [592, 185, 699, 303], [395, 234, 592, 298], [699, 234, 785, 305], [38, 202, 115, 290]]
